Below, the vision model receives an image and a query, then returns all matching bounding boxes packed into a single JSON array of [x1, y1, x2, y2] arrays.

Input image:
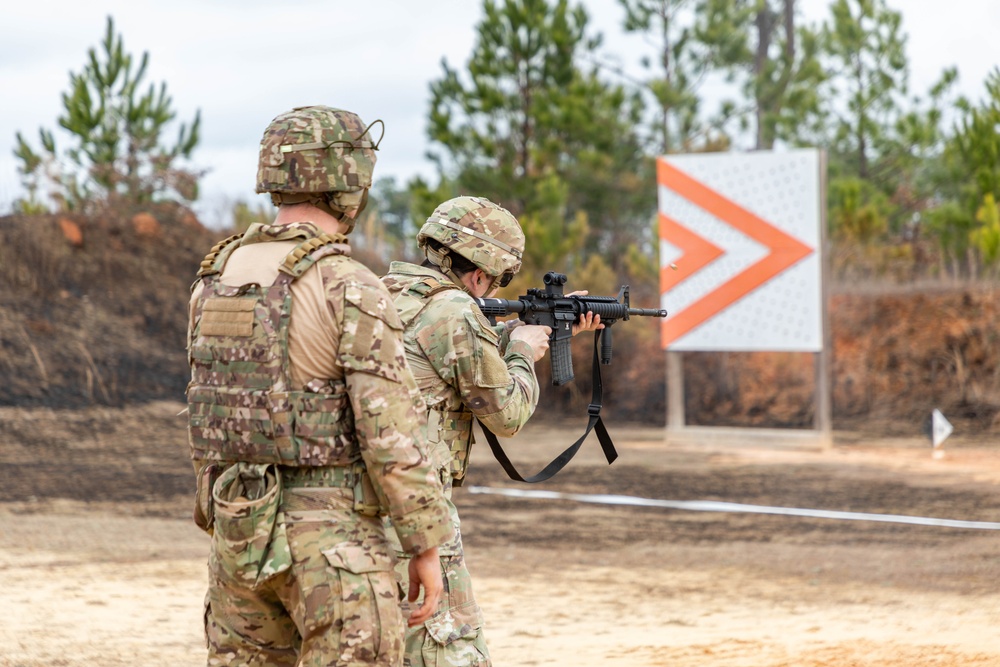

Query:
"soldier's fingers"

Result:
[[574, 312, 604, 334], [408, 586, 442, 627]]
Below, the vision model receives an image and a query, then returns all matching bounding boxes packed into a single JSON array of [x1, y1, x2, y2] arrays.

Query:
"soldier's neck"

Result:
[[273, 203, 352, 236]]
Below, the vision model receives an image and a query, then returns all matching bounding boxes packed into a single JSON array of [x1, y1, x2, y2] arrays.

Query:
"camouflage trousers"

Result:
[[204, 464, 404, 666], [388, 486, 491, 667]]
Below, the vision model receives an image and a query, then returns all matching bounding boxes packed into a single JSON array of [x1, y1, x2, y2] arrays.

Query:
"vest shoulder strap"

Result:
[[393, 275, 463, 327], [409, 275, 462, 297], [197, 233, 244, 278], [277, 233, 351, 281]]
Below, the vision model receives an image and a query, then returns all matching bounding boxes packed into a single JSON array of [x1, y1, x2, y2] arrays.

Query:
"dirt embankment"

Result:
[[0, 210, 214, 407], [1, 212, 997, 436], [678, 287, 1000, 435]]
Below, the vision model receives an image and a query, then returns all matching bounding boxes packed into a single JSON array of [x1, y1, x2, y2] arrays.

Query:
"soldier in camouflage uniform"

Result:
[[381, 197, 601, 666], [186, 105, 454, 667]]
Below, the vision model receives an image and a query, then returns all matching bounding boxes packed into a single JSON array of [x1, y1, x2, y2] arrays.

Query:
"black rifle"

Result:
[[473, 271, 667, 386], [471, 272, 667, 483]]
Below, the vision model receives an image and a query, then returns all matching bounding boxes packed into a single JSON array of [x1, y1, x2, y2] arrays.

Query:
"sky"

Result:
[[1, 0, 997, 227]]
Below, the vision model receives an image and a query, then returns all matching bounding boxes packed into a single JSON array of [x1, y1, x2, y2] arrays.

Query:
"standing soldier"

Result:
[[186, 105, 453, 666], [381, 196, 600, 666]]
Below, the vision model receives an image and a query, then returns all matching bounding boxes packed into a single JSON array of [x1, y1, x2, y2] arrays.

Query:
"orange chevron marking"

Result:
[[659, 211, 724, 292], [657, 158, 814, 349]]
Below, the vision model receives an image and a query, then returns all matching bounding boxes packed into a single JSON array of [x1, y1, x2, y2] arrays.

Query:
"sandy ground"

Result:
[[1, 403, 999, 666]]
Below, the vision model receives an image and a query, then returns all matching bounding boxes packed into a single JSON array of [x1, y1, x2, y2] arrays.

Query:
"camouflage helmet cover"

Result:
[[417, 196, 524, 277], [255, 105, 381, 212]]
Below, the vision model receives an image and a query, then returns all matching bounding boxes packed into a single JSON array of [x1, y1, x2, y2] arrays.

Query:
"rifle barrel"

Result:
[[629, 308, 668, 317]]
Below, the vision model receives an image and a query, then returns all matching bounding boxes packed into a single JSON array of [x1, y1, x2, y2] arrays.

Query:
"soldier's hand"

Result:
[[407, 546, 443, 627], [510, 325, 552, 361], [572, 311, 603, 336], [566, 290, 604, 336]]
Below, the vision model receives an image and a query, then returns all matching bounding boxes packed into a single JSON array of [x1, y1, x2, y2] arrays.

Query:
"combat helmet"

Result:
[[255, 105, 382, 232], [417, 196, 524, 287]]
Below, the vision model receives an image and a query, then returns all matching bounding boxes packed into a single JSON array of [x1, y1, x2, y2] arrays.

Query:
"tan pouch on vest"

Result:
[[211, 463, 292, 588], [193, 462, 222, 534]]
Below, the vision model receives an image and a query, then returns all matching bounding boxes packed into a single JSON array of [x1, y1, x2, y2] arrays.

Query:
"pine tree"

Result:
[[426, 0, 654, 273], [696, 0, 825, 149], [820, 0, 908, 181], [616, 0, 713, 154], [13, 16, 201, 214]]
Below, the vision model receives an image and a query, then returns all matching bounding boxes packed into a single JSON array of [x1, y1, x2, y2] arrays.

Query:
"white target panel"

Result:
[[658, 150, 823, 352]]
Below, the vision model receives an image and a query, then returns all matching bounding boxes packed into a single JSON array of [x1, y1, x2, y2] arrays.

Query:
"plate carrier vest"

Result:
[[187, 231, 358, 468], [389, 275, 475, 484]]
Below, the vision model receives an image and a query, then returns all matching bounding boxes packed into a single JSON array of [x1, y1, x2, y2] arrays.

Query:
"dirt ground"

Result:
[[1, 402, 999, 666]]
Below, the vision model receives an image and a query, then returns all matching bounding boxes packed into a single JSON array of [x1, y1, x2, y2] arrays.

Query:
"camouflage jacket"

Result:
[[188, 223, 452, 555], [382, 262, 539, 473]]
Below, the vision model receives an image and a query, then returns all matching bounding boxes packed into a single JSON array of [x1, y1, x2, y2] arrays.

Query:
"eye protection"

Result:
[[497, 271, 514, 288]]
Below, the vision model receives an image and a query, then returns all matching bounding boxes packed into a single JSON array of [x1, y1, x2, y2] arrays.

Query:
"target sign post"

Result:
[[657, 150, 830, 441]]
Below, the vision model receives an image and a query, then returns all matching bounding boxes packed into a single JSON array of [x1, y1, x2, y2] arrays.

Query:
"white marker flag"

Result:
[[932, 409, 954, 448]]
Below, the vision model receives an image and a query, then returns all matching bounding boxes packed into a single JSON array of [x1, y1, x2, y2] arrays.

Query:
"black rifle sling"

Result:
[[479, 329, 618, 483]]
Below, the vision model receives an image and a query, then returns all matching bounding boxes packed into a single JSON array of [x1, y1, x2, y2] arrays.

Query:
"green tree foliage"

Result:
[[353, 177, 425, 271], [971, 194, 1000, 271], [558, 73, 656, 265], [921, 68, 1000, 278], [407, 176, 458, 232], [416, 0, 996, 287], [11, 135, 48, 215], [829, 177, 888, 245], [950, 68, 1000, 206], [12, 16, 201, 214], [518, 202, 590, 276], [624, 218, 661, 284], [230, 200, 272, 233], [617, 0, 717, 153], [878, 67, 958, 229], [925, 201, 976, 278], [426, 0, 655, 275], [820, 0, 908, 182], [428, 0, 593, 215], [957, 72, 1000, 274], [696, 0, 825, 149]]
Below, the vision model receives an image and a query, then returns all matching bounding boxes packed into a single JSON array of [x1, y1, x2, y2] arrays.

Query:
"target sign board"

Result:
[[658, 150, 823, 352]]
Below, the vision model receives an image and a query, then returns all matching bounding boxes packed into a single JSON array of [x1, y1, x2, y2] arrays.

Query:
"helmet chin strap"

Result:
[[424, 246, 477, 295]]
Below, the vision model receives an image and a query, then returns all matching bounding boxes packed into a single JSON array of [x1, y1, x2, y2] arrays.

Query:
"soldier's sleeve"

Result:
[[417, 295, 539, 437], [493, 318, 516, 351], [331, 266, 454, 555], [187, 281, 204, 479], [188, 281, 203, 358]]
